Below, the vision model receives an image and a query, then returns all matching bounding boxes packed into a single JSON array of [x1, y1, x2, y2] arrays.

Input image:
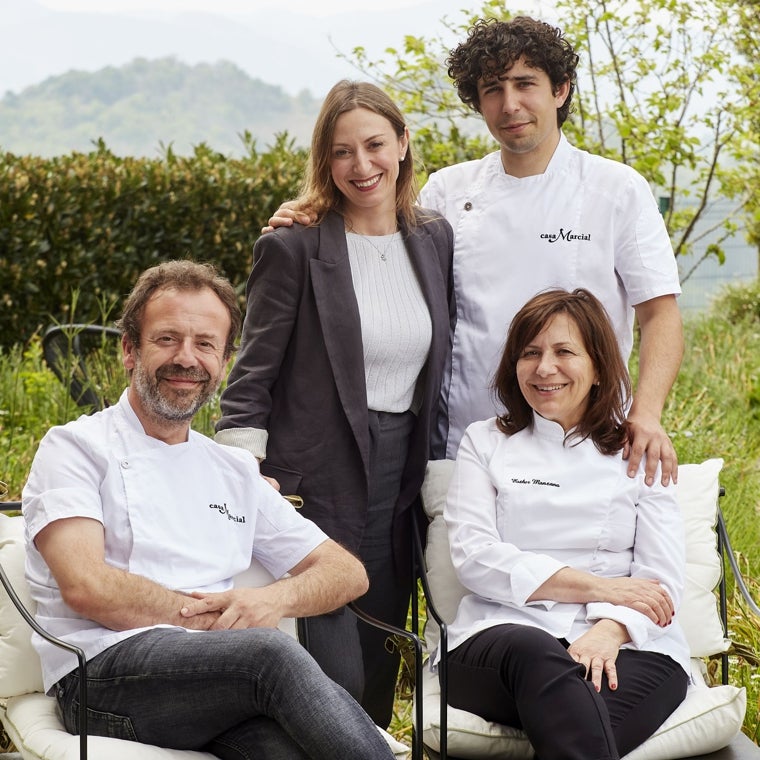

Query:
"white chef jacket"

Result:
[[438, 414, 690, 675], [418, 135, 682, 458], [23, 390, 328, 693]]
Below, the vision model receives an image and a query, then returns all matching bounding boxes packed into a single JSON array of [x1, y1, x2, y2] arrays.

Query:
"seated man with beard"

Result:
[[22, 260, 395, 760]]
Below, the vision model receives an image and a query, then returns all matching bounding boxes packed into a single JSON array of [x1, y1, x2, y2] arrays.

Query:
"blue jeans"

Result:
[[55, 627, 395, 760]]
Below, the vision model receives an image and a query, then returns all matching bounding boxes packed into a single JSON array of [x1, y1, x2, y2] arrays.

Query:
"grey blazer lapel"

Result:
[[309, 213, 371, 474]]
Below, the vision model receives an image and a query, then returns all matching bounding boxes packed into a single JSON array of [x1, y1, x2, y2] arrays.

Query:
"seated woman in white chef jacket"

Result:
[[441, 287, 689, 760]]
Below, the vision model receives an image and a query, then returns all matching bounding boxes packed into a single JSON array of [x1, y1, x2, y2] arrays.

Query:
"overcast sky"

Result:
[[37, 0, 431, 13], [7, 0, 494, 96]]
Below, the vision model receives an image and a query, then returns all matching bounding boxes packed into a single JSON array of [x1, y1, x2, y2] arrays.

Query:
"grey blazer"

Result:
[[217, 209, 454, 564]]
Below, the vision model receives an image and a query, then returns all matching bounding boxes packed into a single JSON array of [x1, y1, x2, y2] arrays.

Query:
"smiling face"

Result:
[[329, 106, 408, 231], [516, 311, 598, 432], [476, 57, 570, 176], [123, 286, 230, 442]]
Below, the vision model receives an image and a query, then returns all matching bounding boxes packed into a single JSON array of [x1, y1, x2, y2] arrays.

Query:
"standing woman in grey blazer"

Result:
[[215, 80, 454, 728]]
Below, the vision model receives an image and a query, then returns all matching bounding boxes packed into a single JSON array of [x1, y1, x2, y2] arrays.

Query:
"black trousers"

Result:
[[447, 624, 688, 760]]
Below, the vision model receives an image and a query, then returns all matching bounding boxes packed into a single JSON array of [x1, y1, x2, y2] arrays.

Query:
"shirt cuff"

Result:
[[585, 602, 661, 648], [214, 428, 268, 462], [511, 556, 567, 607]]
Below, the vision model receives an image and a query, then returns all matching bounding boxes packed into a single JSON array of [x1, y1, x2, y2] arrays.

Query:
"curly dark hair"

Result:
[[492, 288, 631, 455], [447, 16, 579, 126]]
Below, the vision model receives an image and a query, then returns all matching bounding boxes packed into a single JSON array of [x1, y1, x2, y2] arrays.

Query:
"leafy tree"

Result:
[[346, 0, 760, 279], [725, 0, 760, 261]]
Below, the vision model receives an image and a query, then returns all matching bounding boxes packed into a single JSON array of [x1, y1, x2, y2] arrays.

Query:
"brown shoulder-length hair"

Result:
[[297, 80, 418, 228], [492, 288, 631, 454]]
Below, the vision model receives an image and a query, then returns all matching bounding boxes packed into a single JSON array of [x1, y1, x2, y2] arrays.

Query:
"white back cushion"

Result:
[[0, 514, 43, 697], [676, 459, 729, 656]]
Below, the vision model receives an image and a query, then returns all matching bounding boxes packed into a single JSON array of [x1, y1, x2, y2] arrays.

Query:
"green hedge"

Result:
[[0, 135, 307, 348]]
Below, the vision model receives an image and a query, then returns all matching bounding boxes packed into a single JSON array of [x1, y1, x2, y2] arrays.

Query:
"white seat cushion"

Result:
[[1, 693, 410, 760], [419, 659, 745, 760], [418, 457, 745, 759], [1, 693, 215, 760]]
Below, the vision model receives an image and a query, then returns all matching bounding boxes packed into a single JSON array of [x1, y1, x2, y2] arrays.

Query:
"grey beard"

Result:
[[132, 362, 217, 422]]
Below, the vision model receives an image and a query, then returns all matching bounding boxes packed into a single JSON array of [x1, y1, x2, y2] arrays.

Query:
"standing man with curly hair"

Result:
[[419, 17, 683, 484], [266, 17, 683, 489]]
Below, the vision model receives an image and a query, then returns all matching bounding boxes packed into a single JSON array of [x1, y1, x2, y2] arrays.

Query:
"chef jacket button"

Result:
[[121, 460, 130, 469], [464, 201, 473, 211]]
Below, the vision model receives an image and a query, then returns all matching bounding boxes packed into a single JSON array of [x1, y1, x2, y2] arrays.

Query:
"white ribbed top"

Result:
[[346, 232, 432, 413]]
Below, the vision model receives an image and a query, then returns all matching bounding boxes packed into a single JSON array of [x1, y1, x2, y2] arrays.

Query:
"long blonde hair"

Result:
[[298, 80, 419, 227]]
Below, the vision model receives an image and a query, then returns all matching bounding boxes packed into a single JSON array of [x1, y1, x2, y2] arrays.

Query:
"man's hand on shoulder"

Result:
[[623, 408, 678, 487], [261, 200, 316, 234]]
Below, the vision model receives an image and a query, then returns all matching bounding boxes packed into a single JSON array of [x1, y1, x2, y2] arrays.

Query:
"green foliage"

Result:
[[660, 281, 760, 583], [727, 3, 760, 254], [709, 279, 760, 325], [553, 0, 756, 269], [720, 559, 760, 741], [0, 135, 307, 349], [0, 338, 73, 493], [343, 0, 760, 274]]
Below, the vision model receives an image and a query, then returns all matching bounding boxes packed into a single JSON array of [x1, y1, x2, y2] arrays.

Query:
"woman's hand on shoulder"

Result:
[[568, 620, 629, 692]]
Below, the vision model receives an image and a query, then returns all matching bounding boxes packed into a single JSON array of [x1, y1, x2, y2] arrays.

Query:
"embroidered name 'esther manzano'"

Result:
[[511, 478, 560, 488]]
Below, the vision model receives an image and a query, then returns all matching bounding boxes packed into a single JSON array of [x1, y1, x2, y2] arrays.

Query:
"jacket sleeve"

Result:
[[445, 423, 567, 606], [586, 465, 686, 647], [215, 230, 306, 459]]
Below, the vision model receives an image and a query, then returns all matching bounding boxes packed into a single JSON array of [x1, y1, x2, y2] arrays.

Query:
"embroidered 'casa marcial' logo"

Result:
[[540, 227, 592, 243], [208, 502, 246, 523]]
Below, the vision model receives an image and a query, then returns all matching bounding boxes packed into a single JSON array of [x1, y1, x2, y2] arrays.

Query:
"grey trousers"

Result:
[[300, 409, 416, 728]]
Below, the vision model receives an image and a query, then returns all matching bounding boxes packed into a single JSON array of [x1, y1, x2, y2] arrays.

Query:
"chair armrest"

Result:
[[717, 508, 760, 621], [716, 502, 760, 689], [411, 509, 447, 636], [0, 560, 89, 759], [410, 508, 449, 760], [346, 601, 424, 760]]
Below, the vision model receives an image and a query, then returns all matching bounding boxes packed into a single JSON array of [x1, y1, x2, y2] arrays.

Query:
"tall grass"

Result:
[[1, 280, 759, 747], [663, 280, 760, 738]]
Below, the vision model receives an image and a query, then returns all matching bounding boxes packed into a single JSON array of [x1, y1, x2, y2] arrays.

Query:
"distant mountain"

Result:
[[0, 57, 322, 157], [0, 0, 473, 110]]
